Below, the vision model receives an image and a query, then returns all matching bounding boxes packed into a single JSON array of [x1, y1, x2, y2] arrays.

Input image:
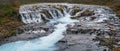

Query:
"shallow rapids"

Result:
[[0, 13, 78, 51], [0, 3, 120, 51]]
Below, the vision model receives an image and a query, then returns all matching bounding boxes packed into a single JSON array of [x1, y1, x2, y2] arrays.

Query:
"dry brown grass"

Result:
[[0, 17, 22, 38]]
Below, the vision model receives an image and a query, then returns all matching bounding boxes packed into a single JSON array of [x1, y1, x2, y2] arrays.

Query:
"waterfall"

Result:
[[0, 3, 79, 51], [0, 3, 119, 51]]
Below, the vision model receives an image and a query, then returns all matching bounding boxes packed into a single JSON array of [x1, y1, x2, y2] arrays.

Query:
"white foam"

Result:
[[0, 13, 78, 51]]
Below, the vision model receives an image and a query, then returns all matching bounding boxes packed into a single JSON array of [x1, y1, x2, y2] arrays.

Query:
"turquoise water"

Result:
[[0, 14, 78, 51]]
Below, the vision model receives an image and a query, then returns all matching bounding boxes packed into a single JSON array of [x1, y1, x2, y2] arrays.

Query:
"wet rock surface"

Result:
[[51, 3, 120, 51], [57, 23, 120, 51], [0, 3, 120, 51], [0, 23, 55, 45]]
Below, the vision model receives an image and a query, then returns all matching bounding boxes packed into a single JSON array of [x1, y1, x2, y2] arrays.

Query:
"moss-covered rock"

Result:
[[81, 11, 94, 16], [0, 17, 22, 38], [99, 38, 118, 50], [52, 5, 65, 16], [70, 9, 81, 16], [33, 5, 40, 10], [98, 38, 119, 50], [113, 47, 120, 51], [116, 14, 120, 18], [40, 9, 51, 22], [70, 16, 79, 19], [100, 38, 117, 45]]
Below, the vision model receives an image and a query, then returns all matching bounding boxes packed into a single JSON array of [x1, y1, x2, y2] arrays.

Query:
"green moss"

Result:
[[70, 16, 78, 19], [102, 38, 117, 44], [113, 47, 120, 51], [41, 9, 51, 18], [56, 7, 64, 14], [0, 17, 22, 38], [0, 18, 3, 24], [0, 30, 16, 38], [99, 38, 119, 50], [11, 30, 16, 36], [71, 9, 81, 15], [0, 17, 8, 24], [116, 14, 120, 18], [0, 2, 23, 38], [81, 11, 94, 16], [0, 3, 14, 17], [99, 38, 118, 49]]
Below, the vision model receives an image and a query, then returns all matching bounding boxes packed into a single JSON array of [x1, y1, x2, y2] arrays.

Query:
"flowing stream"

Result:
[[0, 15, 77, 51], [0, 3, 120, 51], [0, 3, 79, 51]]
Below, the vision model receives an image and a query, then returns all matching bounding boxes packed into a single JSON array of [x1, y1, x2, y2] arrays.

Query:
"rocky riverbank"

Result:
[[0, 3, 120, 51], [55, 4, 120, 51], [0, 22, 55, 45]]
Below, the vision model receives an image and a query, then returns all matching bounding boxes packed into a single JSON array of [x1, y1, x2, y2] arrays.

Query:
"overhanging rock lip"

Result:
[[19, 3, 108, 8], [19, 3, 110, 13]]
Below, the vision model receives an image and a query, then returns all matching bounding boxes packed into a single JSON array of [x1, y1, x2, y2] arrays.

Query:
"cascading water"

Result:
[[0, 3, 120, 51], [0, 3, 79, 51]]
